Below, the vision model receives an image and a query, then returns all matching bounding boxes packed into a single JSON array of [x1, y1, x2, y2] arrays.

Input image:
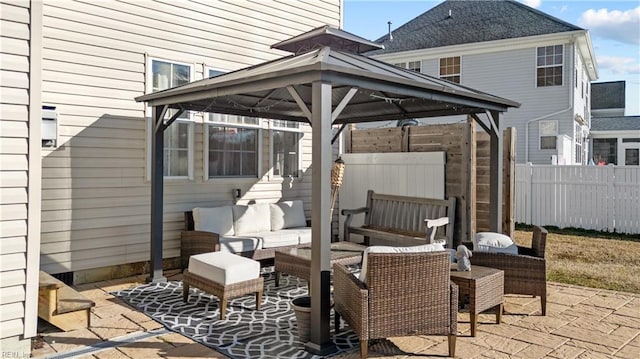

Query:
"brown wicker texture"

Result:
[[470, 225, 548, 315], [182, 270, 264, 320], [181, 211, 309, 268], [333, 251, 458, 358], [450, 266, 504, 336]]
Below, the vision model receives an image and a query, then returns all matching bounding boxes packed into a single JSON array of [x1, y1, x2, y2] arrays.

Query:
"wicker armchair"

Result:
[[333, 251, 458, 358], [471, 225, 548, 315]]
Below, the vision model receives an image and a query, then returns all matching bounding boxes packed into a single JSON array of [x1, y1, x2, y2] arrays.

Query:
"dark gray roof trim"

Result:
[[591, 116, 640, 132], [368, 0, 583, 55]]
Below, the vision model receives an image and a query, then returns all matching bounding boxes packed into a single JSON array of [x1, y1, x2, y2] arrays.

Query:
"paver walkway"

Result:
[[32, 270, 640, 359]]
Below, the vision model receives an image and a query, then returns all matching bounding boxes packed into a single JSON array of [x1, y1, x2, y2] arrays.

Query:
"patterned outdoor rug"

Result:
[[114, 268, 358, 358]]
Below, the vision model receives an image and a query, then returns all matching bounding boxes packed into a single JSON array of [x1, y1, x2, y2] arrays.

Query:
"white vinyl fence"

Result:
[[515, 164, 640, 234]]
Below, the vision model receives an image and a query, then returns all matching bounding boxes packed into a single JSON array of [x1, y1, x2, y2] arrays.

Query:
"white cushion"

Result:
[[473, 232, 518, 255], [270, 200, 307, 230], [233, 203, 271, 235], [253, 230, 300, 248], [188, 252, 259, 285], [359, 243, 445, 283], [218, 236, 262, 253], [193, 206, 234, 236], [296, 227, 312, 245]]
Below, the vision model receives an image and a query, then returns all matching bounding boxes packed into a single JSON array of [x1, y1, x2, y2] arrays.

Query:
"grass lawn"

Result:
[[513, 226, 640, 294]]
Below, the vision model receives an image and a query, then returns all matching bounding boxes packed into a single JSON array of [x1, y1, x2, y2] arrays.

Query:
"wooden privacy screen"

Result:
[[344, 122, 515, 245]]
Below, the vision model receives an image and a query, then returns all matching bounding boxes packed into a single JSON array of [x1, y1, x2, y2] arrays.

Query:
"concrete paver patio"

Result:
[[31, 270, 640, 359]]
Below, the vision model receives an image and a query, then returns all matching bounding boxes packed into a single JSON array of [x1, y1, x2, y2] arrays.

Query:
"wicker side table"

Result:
[[449, 265, 504, 337]]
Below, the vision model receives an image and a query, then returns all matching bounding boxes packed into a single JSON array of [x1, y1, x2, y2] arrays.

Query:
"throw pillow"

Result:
[[359, 243, 445, 283], [193, 206, 235, 236], [270, 200, 307, 230], [473, 232, 518, 254], [233, 203, 271, 235]]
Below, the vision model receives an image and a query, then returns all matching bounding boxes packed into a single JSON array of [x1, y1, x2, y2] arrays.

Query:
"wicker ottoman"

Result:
[[183, 252, 264, 320]]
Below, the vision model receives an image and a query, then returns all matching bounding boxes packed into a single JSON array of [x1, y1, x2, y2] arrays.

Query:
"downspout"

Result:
[[524, 41, 575, 163]]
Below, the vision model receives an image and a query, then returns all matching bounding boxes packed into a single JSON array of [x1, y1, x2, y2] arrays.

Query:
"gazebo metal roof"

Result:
[[137, 35, 518, 124], [135, 25, 518, 355]]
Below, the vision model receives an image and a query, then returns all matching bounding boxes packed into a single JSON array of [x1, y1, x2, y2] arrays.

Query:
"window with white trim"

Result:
[[407, 61, 421, 72], [147, 58, 194, 179], [206, 68, 260, 178], [439, 56, 461, 83], [539, 120, 557, 150], [536, 45, 563, 87], [271, 120, 302, 177], [575, 123, 583, 164], [393, 61, 421, 72]]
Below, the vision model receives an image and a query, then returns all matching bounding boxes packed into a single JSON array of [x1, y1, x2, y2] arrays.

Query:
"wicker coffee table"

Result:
[[274, 241, 366, 286], [449, 265, 504, 337]]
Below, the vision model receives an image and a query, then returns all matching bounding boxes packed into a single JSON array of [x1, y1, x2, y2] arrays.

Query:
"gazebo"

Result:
[[135, 25, 519, 354]]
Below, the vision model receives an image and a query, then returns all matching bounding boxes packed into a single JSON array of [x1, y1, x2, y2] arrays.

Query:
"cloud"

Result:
[[579, 7, 640, 45], [519, 0, 541, 9], [597, 56, 640, 75]]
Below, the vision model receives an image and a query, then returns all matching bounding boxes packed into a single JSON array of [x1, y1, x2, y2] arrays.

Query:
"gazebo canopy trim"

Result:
[[135, 46, 519, 125]]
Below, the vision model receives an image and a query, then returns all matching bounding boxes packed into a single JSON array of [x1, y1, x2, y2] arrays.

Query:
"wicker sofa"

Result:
[[471, 225, 548, 315], [333, 251, 458, 358], [180, 200, 311, 267]]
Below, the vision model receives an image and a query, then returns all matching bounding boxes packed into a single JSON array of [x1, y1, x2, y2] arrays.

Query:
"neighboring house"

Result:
[[365, 0, 598, 165], [590, 81, 640, 166], [0, 0, 341, 353]]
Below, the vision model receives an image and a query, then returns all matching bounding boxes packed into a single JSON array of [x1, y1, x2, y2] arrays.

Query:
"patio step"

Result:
[[38, 271, 95, 331]]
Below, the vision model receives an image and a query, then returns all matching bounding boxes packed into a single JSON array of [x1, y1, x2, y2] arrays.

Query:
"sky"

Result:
[[343, 0, 640, 116]]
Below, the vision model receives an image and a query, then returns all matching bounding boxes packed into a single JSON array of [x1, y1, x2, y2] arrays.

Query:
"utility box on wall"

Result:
[[42, 105, 57, 148]]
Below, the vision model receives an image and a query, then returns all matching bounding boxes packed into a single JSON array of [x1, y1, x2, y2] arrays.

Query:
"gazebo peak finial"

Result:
[[271, 25, 383, 55]]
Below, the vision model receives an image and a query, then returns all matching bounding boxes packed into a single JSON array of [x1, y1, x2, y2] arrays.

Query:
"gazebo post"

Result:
[[488, 110, 503, 233], [306, 80, 335, 355], [148, 105, 167, 283]]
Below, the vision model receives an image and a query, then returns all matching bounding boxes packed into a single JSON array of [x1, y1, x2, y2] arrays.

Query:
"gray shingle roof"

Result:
[[368, 0, 583, 55], [591, 116, 640, 131], [591, 81, 626, 110]]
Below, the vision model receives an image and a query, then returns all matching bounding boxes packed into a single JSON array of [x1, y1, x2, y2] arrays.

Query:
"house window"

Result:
[[539, 120, 557, 150], [439, 56, 460, 83], [575, 124, 583, 164], [625, 149, 639, 165], [536, 45, 563, 87], [205, 67, 261, 178], [407, 61, 421, 72], [593, 138, 617, 165], [207, 115, 260, 178], [393, 61, 421, 72], [271, 120, 301, 177], [147, 58, 194, 179]]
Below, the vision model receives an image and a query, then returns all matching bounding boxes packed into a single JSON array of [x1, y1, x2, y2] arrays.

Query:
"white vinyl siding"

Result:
[[1, 0, 41, 346], [38, 0, 340, 275]]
